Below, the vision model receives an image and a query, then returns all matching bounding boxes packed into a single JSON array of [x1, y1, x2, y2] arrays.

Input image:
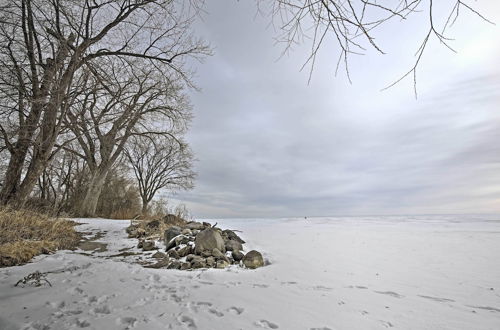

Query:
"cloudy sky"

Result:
[[168, 1, 500, 218]]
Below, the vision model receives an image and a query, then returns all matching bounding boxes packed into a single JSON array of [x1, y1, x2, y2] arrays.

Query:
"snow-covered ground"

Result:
[[1, 215, 500, 330]]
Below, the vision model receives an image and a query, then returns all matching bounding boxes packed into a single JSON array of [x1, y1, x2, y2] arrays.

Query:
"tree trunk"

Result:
[[78, 169, 108, 217], [0, 150, 25, 204], [141, 198, 149, 215]]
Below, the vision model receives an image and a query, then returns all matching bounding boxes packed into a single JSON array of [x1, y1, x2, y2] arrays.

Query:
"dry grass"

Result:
[[127, 214, 188, 240], [0, 208, 81, 267]]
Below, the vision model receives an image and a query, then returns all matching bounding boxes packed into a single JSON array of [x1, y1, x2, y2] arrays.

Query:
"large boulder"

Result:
[[177, 245, 193, 257], [242, 250, 264, 269], [164, 226, 181, 245], [232, 250, 244, 262], [225, 239, 243, 252], [211, 248, 230, 263], [167, 249, 180, 259], [222, 229, 245, 244], [194, 228, 225, 254], [181, 228, 192, 236]]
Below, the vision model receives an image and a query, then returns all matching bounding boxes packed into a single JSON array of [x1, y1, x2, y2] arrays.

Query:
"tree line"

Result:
[[0, 0, 205, 216]]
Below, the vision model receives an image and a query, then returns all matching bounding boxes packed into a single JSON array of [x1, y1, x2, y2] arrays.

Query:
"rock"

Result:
[[202, 222, 212, 228], [194, 228, 225, 254], [186, 254, 203, 263], [192, 229, 200, 235], [165, 238, 177, 251], [225, 239, 243, 252], [216, 260, 230, 269], [181, 228, 192, 236], [126, 224, 138, 234], [145, 257, 170, 269], [242, 250, 264, 269], [222, 230, 245, 244], [232, 250, 244, 262], [177, 245, 192, 257], [200, 250, 212, 258], [180, 262, 191, 270], [164, 226, 182, 244], [146, 220, 160, 229], [137, 240, 144, 249], [133, 228, 146, 238], [211, 248, 230, 263], [152, 251, 166, 259], [167, 249, 180, 259], [206, 256, 216, 268], [191, 258, 207, 269], [186, 221, 204, 230], [167, 260, 182, 269], [175, 235, 190, 246], [142, 241, 156, 251], [126, 224, 140, 237]]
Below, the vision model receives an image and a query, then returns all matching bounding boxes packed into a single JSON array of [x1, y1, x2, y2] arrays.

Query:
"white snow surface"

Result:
[[1, 215, 500, 330]]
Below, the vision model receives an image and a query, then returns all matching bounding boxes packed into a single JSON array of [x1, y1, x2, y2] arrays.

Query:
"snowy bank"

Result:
[[1, 215, 499, 329]]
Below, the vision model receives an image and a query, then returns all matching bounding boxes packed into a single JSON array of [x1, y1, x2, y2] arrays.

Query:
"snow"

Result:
[[1, 215, 500, 330]]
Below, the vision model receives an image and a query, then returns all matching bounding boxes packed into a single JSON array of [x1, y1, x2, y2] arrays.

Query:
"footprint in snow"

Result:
[[255, 320, 279, 329], [253, 284, 269, 288], [466, 305, 500, 313], [208, 308, 224, 317], [380, 320, 394, 328], [91, 305, 111, 315], [67, 287, 84, 295], [178, 315, 197, 329], [116, 316, 137, 328], [418, 295, 455, 303], [227, 306, 244, 315], [313, 285, 333, 291], [374, 291, 404, 298], [74, 318, 91, 328]]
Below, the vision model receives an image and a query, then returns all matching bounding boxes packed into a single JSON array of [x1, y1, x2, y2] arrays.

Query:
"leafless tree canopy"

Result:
[[0, 0, 209, 211], [269, 0, 492, 92], [126, 136, 195, 214]]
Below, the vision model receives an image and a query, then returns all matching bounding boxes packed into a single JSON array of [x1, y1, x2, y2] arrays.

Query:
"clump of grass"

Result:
[[127, 213, 188, 240], [0, 208, 81, 267]]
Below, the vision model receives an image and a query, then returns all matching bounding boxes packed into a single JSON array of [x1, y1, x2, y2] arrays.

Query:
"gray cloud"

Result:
[[169, 1, 500, 218]]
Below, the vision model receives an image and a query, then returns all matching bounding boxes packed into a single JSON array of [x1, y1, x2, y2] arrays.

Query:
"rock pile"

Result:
[[127, 218, 264, 270]]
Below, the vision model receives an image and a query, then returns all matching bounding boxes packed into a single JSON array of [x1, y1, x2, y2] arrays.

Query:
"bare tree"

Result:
[[126, 136, 195, 214], [62, 61, 191, 216], [0, 0, 209, 205], [269, 0, 492, 91]]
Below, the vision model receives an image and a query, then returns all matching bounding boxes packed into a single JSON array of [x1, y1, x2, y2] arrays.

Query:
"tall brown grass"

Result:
[[0, 208, 81, 267]]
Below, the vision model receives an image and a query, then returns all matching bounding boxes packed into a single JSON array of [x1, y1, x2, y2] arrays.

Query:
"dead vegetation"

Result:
[[126, 213, 188, 241], [0, 208, 80, 267]]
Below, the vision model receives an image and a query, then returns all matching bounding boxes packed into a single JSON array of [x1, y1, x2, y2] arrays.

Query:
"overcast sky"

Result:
[[168, 1, 500, 218]]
